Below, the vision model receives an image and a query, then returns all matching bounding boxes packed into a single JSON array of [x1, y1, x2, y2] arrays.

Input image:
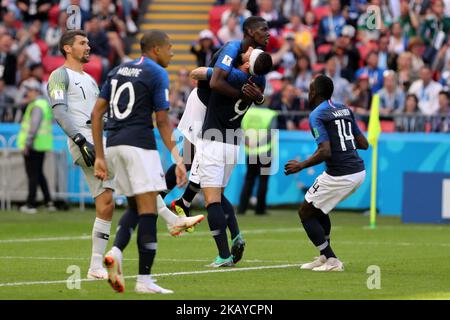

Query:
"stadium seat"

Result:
[[42, 55, 103, 84], [312, 63, 325, 73], [36, 39, 49, 58], [84, 55, 103, 84], [42, 55, 65, 74], [380, 120, 395, 132], [209, 5, 230, 35], [299, 118, 310, 131], [312, 6, 331, 23], [357, 120, 367, 131], [48, 5, 60, 27], [317, 43, 332, 56]]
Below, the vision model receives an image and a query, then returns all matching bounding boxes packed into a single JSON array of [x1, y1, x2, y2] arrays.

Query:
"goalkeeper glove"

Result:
[[72, 133, 95, 167]]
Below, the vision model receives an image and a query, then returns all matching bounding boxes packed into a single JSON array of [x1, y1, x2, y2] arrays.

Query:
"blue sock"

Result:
[[206, 202, 230, 259], [182, 181, 201, 204], [137, 214, 158, 275], [113, 207, 139, 251], [221, 194, 240, 240], [164, 164, 177, 192]]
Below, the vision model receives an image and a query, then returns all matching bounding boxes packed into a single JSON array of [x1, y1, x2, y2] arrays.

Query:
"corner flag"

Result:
[[368, 94, 381, 145], [367, 94, 381, 229]]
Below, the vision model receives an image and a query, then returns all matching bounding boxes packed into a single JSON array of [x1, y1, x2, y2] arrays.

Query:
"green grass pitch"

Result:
[[0, 208, 449, 300]]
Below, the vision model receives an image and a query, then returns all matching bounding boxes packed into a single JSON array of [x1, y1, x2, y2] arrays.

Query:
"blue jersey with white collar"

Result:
[[100, 56, 170, 150], [309, 100, 365, 176]]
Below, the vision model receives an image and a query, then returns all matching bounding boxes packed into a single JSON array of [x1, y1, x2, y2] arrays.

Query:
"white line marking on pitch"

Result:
[[0, 227, 307, 244], [0, 264, 299, 287], [0, 256, 291, 263]]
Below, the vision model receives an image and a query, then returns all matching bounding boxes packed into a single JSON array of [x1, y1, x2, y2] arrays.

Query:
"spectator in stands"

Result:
[[278, 0, 305, 21], [378, 33, 398, 71], [0, 7, 22, 39], [378, 70, 405, 116], [397, 51, 416, 91], [190, 29, 220, 67], [17, 20, 43, 75], [0, 79, 14, 122], [419, 0, 450, 52], [399, 0, 420, 40], [395, 93, 426, 132], [0, 33, 17, 98], [432, 36, 450, 74], [218, 15, 244, 44], [221, 0, 251, 29], [317, 0, 346, 46], [93, 0, 131, 63], [324, 55, 351, 105], [293, 54, 312, 98], [389, 22, 407, 55], [276, 32, 297, 77], [120, 0, 138, 34], [45, 10, 68, 56], [408, 36, 425, 75], [330, 25, 360, 82], [86, 15, 110, 83], [269, 83, 305, 130], [258, 0, 288, 36], [350, 73, 372, 118], [282, 14, 317, 65], [356, 50, 384, 94], [170, 68, 194, 125], [408, 66, 443, 115], [431, 90, 450, 132], [16, 0, 52, 24]]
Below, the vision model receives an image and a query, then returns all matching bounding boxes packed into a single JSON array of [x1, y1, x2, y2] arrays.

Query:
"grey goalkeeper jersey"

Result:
[[47, 66, 100, 160]]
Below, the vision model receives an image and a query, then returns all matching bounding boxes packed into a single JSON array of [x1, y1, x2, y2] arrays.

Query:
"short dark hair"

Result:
[[242, 16, 266, 35], [313, 75, 334, 99], [253, 52, 273, 75], [439, 91, 449, 99], [59, 30, 88, 58], [140, 30, 169, 54]]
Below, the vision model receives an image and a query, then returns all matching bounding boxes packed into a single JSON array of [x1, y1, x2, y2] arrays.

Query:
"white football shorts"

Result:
[[305, 170, 366, 214], [195, 138, 240, 188], [106, 145, 167, 197], [177, 88, 206, 146]]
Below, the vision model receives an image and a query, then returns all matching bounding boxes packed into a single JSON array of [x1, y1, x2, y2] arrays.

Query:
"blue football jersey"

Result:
[[196, 40, 242, 106], [309, 100, 365, 176], [99, 56, 170, 150]]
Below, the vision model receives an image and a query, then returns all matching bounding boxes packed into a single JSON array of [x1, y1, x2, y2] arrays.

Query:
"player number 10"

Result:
[[109, 79, 136, 120], [334, 119, 355, 151]]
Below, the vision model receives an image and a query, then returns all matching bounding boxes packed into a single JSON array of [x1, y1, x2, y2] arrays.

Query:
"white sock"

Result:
[[137, 274, 153, 283], [182, 198, 191, 208], [90, 217, 111, 270], [156, 195, 178, 225], [110, 246, 123, 261]]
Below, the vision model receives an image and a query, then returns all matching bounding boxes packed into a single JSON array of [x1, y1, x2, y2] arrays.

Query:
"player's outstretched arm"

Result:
[[190, 67, 209, 80], [284, 142, 331, 175], [155, 110, 187, 187], [91, 98, 109, 180]]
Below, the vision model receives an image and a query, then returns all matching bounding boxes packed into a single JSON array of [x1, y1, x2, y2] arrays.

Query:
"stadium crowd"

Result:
[[1, 0, 449, 133]]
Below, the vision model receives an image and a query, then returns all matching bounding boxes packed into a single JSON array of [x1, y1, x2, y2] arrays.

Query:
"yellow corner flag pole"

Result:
[[367, 94, 381, 229]]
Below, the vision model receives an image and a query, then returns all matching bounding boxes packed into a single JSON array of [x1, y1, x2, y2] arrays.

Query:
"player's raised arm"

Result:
[[91, 97, 109, 180]]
